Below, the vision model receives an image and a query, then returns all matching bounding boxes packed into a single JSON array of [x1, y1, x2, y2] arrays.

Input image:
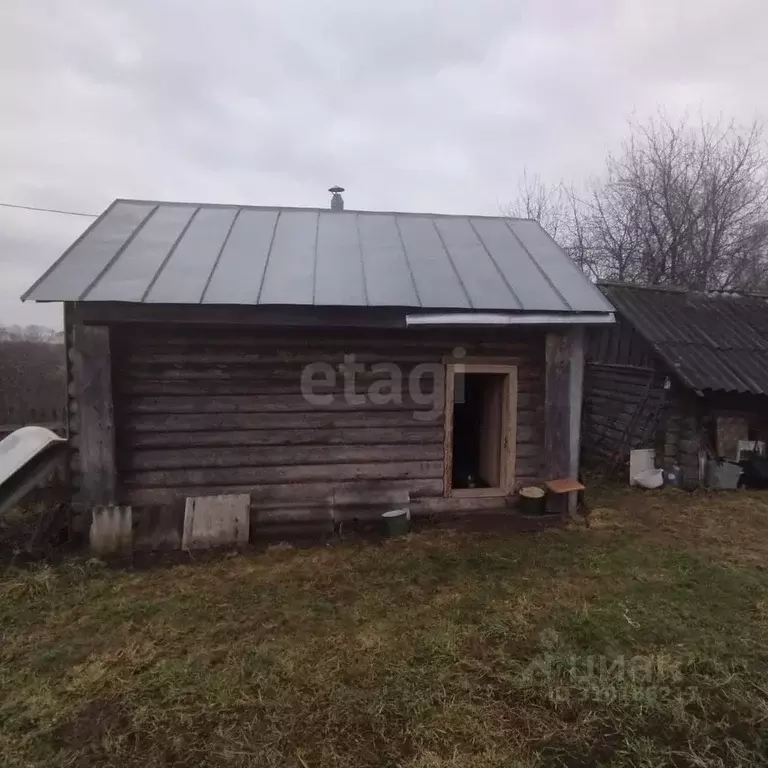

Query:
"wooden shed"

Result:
[[23, 195, 613, 545], [584, 283, 768, 485]]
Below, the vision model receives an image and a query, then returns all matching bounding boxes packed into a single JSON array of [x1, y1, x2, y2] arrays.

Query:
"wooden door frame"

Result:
[[443, 362, 518, 498]]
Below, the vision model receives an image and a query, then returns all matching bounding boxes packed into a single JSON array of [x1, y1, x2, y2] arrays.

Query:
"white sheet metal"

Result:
[[406, 312, 615, 326], [0, 426, 65, 486]]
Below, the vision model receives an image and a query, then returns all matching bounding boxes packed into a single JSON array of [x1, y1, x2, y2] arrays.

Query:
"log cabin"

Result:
[[583, 283, 768, 486], [23, 190, 614, 546]]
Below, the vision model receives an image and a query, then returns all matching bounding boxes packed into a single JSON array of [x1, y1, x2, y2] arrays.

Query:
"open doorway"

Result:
[[444, 363, 517, 497]]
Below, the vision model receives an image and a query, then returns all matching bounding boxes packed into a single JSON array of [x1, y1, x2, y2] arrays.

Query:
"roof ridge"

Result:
[[598, 281, 688, 293], [111, 197, 535, 222], [599, 281, 768, 300]]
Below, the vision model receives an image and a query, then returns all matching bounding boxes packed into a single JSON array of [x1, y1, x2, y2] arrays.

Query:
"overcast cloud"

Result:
[[1, 0, 766, 328]]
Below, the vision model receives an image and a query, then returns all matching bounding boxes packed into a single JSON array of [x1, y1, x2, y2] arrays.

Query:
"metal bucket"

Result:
[[519, 486, 546, 515], [382, 508, 410, 537]]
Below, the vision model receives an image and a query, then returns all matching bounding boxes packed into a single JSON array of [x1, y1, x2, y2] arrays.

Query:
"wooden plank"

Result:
[[123, 478, 444, 506], [124, 426, 443, 449], [413, 496, 512, 513], [117, 377, 437, 397], [544, 330, 572, 483], [63, 302, 74, 493], [111, 324, 538, 349], [516, 409, 539, 428], [120, 351, 444, 366], [510, 442, 539, 462], [123, 461, 444, 488], [123, 411, 443, 432], [479, 375, 503, 486], [546, 328, 587, 513], [77, 302, 409, 328], [443, 364, 455, 495], [451, 487, 507, 499], [505, 367, 519, 491], [588, 362, 656, 374], [586, 389, 662, 405], [116, 365, 440, 384], [254, 507, 334, 525], [568, 327, 585, 481], [123, 394, 441, 415], [72, 323, 117, 506], [127, 444, 444, 470], [516, 424, 539, 444]]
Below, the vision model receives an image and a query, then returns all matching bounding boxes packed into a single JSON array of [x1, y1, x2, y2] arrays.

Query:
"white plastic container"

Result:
[[633, 468, 664, 489], [629, 449, 656, 486]]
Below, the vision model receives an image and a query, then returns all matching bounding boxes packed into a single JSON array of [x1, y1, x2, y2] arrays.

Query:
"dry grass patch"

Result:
[[2, 488, 768, 766], [587, 485, 768, 564]]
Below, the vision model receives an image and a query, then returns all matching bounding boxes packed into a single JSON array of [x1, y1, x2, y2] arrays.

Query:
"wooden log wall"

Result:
[[108, 327, 544, 528], [588, 315, 655, 367], [581, 362, 667, 470]]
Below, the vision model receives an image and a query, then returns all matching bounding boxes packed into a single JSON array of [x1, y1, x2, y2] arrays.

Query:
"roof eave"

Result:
[[406, 311, 615, 327]]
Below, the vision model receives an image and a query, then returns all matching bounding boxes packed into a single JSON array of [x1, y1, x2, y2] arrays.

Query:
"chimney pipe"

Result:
[[329, 186, 345, 211]]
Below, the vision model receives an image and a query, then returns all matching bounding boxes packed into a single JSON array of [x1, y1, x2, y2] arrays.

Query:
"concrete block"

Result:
[[90, 506, 132, 555], [183, 494, 250, 550]]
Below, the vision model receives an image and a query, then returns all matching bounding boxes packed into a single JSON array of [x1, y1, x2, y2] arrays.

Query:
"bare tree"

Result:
[[0, 326, 65, 426], [510, 113, 768, 291], [507, 170, 572, 241], [506, 171, 598, 278]]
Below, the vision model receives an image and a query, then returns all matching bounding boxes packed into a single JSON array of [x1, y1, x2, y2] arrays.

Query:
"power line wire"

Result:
[[0, 201, 98, 218]]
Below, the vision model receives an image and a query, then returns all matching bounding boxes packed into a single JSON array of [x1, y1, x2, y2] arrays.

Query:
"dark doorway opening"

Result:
[[451, 373, 506, 489]]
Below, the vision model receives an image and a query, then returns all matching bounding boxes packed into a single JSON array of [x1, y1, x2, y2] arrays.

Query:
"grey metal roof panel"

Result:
[[24, 198, 613, 314], [509, 219, 613, 312], [202, 209, 278, 304], [396, 216, 471, 308], [600, 283, 768, 395], [145, 207, 238, 303], [314, 211, 367, 306], [433, 217, 521, 310], [357, 214, 419, 306], [467, 217, 567, 311], [85, 204, 195, 301], [258, 210, 318, 304], [27, 201, 155, 300]]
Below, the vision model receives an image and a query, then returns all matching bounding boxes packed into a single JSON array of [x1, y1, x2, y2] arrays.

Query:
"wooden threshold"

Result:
[[451, 487, 508, 498]]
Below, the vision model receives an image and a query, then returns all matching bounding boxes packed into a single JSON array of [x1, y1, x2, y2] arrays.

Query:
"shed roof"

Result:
[[23, 199, 612, 314], [600, 283, 768, 395]]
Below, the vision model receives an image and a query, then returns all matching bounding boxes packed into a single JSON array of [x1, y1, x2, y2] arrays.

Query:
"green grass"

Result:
[[3, 488, 768, 766]]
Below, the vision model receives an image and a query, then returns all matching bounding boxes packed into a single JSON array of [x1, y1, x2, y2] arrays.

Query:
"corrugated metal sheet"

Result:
[[24, 199, 613, 314], [600, 283, 768, 395]]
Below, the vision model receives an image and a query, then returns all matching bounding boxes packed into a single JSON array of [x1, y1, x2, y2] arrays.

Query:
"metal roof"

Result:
[[23, 199, 613, 314], [600, 283, 768, 395]]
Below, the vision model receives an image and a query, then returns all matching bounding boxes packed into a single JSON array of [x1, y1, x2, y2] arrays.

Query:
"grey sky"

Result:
[[1, 0, 766, 328]]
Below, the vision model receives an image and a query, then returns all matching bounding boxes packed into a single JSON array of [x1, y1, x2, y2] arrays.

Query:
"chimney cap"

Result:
[[329, 185, 345, 212]]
